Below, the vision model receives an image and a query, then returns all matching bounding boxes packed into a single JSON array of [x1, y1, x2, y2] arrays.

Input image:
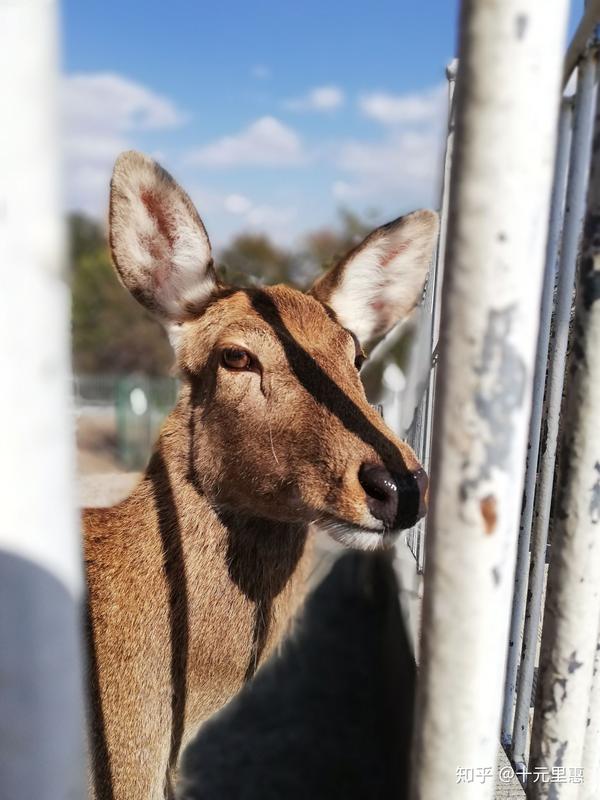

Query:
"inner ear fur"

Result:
[[309, 209, 439, 346], [109, 150, 217, 323]]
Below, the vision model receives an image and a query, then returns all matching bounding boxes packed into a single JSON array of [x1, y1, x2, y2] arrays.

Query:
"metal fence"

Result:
[[367, 3, 600, 797], [74, 374, 178, 469]]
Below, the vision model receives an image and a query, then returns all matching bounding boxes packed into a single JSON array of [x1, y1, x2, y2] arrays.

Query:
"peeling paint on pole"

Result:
[[529, 58, 600, 800], [410, 2, 569, 798]]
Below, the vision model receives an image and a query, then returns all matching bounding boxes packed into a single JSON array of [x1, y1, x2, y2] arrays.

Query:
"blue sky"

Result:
[[61, 0, 581, 249]]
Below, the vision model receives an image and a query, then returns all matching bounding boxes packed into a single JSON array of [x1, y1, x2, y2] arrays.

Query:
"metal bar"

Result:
[[0, 2, 86, 799], [421, 61, 458, 467], [511, 52, 599, 777], [563, 0, 600, 86], [409, 1, 569, 797], [413, 60, 458, 574], [500, 98, 573, 752], [429, 59, 458, 354], [365, 63, 457, 443], [361, 316, 409, 378], [528, 57, 600, 800], [399, 60, 458, 568]]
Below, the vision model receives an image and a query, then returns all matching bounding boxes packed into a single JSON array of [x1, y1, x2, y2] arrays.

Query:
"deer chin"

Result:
[[318, 517, 403, 552]]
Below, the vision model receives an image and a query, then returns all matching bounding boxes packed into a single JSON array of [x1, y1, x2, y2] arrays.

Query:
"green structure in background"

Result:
[[115, 376, 178, 470]]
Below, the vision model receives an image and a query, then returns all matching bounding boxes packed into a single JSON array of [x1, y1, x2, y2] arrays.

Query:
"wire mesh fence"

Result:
[[74, 374, 178, 470]]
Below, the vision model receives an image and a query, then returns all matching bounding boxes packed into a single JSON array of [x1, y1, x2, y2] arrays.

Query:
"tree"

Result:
[[219, 233, 299, 287], [218, 208, 381, 291], [69, 214, 173, 375], [298, 208, 379, 286]]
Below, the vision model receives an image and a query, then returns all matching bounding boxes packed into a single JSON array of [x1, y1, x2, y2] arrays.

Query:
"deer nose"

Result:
[[358, 464, 428, 530]]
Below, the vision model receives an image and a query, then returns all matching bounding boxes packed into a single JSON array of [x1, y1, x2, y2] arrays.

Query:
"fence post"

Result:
[[0, 2, 86, 798], [511, 52, 599, 775], [501, 96, 573, 754], [410, 1, 569, 797], [528, 57, 600, 800], [413, 59, 458, 573]]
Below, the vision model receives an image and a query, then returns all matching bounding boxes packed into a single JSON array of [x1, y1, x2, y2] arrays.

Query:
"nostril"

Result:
[[359, 464, 429, 531], [358, 464, 397, 501], [358, 464, 399, 527]]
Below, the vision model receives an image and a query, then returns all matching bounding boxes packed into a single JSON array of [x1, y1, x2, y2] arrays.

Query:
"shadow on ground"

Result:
[[179, 551, 415, 800]]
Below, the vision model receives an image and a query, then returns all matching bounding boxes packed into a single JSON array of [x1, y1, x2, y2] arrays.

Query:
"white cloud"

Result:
[[331, 180, 361, 201], [359, 83, 446, 125], [244, 204, 296, 229], [338, 130, 439, 184], [251, 65, 271, 80], [62, 72, 185, 215], [332, 130, 443, 208], [224, 193, 253, 214], [333, 83, 448, 208], [187, 187, 297, 247], [64, 72, 184, 133], [185, 116, 305, 168], [223, 192, 295, 231], [284, 85, 345, 112]]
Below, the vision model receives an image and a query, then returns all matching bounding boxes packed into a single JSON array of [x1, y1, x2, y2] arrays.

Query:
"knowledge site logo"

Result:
[[456, 765, 584, 785]]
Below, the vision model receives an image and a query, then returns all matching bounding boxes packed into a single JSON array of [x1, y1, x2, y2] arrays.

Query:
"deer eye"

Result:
[[222, 348, 252, 370]]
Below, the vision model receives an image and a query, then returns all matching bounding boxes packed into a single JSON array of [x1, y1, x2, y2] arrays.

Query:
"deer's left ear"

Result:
[[309, 210, 439, 346]]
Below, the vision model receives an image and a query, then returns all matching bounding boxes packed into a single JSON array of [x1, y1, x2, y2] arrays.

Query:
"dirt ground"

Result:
[[76, 410, 124, 476]]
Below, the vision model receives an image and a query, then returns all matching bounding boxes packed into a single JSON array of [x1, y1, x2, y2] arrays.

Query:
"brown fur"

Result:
[[84, 151, 437, 800]]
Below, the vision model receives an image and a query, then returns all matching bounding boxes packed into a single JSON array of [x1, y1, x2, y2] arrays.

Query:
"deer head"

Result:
[[109, 151, 438, 548]]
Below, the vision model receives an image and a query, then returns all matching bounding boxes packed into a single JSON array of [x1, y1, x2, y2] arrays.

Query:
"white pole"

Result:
[[0, 1, 85, 798], [511, 52, 599, 773], [501, 97, 573, 753], [410, 2, 569, 798], [528, 61, 600, 800]]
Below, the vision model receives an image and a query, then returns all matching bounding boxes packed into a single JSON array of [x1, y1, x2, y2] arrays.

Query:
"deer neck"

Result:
[[128, 417, 312, 662], [106, 422, 312, 716], [139, 417, 312, 558]]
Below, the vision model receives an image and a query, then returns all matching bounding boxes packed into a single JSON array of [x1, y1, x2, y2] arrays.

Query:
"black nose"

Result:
[[358, 464, 428, 530]]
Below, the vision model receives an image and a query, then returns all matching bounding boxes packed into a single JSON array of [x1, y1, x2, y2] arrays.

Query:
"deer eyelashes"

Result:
[[221, 347, 253, 371]]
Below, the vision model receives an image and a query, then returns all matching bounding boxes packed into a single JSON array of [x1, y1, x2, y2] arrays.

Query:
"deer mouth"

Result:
[[317, 516, 403, 552]]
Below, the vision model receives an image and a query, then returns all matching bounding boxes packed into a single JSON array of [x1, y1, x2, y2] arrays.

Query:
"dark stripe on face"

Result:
[[247, 289, 408, 473]]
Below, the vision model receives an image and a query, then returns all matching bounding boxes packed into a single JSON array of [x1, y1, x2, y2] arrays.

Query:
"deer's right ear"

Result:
[[109, 151, 217, 322]]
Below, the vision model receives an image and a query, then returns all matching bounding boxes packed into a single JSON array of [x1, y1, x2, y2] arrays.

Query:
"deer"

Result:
[[83, 150, 438, 800]]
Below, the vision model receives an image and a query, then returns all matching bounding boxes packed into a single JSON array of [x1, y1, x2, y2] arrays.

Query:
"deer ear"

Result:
[[109, 151, 218, 322], [309, 210, 439, 346]]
